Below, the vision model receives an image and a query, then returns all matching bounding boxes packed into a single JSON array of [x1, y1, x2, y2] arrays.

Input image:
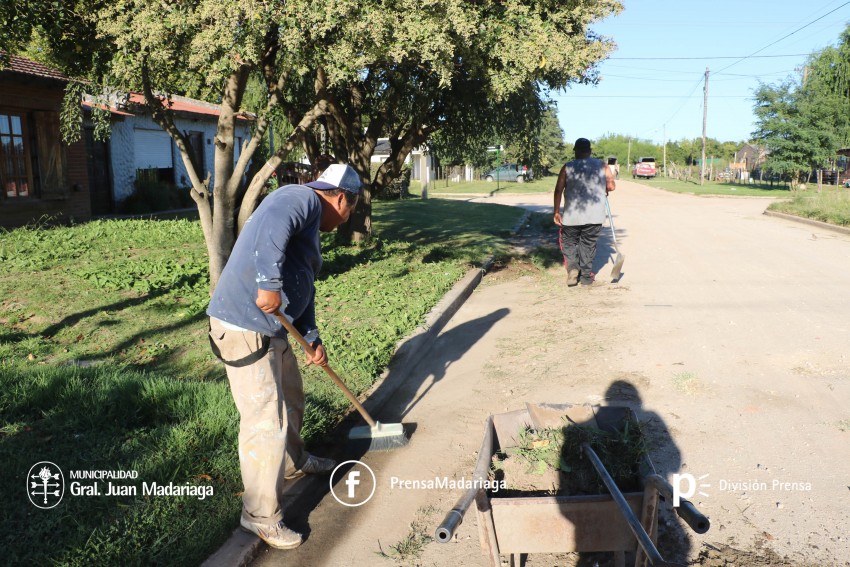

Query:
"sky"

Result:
[[554, 0, 850, 145]]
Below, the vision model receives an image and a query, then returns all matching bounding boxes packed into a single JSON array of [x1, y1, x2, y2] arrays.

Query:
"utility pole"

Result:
[[627, 138, 632, 170], [663, 124, 667, 178], [700, 67, 709, 186]]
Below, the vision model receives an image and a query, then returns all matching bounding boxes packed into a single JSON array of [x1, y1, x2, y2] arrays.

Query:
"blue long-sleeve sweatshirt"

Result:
[[207, 184, 323, 341]]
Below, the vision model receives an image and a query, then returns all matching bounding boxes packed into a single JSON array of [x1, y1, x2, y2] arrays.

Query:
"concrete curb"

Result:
[[200, 528, 261, 567], [202, 268, 492, 567], [202, 208, 530, 566], [763, 209, 850, 236]]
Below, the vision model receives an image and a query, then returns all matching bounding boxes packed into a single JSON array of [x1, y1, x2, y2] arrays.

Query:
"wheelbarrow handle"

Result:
[[675, 499, 710, 535], [582, 443, 668, 565]]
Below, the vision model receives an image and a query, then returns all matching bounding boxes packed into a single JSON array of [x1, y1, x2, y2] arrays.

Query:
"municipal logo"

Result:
[[28, 461, 65, 509], [329, 460, 376, 507]]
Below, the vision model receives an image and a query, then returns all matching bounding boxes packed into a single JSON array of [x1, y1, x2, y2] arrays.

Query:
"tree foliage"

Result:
[[593, 134, 660, 167], [430, 96, 567, 175], [752, 25, 850, 188], [300, 0, 623, 240], [502, 100, 569, 175], [8, 0, 623, 277]]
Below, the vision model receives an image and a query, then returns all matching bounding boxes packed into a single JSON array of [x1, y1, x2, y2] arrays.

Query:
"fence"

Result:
[[429, 165, 483, 183]]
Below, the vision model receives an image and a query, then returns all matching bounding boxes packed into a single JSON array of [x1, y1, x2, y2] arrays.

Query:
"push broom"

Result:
[[604, 195, 625, 281], [274, 310, 408, 451]]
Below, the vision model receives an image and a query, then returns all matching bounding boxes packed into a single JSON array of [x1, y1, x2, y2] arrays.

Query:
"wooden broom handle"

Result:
[[273, 310, 377, 428]]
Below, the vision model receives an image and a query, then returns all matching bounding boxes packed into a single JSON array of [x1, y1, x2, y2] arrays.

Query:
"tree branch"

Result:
[[237, 99, 329, 231]]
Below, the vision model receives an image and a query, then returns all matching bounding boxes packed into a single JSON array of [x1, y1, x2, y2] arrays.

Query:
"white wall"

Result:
[[109, 113, 250, 203]]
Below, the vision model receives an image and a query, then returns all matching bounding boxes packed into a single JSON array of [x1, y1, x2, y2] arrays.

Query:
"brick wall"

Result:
[[0, 76, 92, 228]]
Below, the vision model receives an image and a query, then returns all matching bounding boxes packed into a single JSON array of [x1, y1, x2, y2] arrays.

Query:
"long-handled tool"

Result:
[[605, 196, 625, 281], [582, 443, 709, 567], [273, 310, 408, 451]]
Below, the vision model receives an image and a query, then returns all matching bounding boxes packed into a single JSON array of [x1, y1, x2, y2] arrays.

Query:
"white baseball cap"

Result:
[[305, 163, 362, 194]]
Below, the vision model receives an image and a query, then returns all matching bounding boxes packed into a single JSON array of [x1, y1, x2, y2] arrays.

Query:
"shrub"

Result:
[[120, 181, 193, 214], [372, 163, 412, 200]]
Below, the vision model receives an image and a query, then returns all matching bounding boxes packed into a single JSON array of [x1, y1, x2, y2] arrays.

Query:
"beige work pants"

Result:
[[209, 318, 306, 524]]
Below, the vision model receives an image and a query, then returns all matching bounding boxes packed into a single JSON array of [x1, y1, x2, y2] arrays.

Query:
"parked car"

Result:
[[483, 163, 531, 183], [632, 157, 657, 179]]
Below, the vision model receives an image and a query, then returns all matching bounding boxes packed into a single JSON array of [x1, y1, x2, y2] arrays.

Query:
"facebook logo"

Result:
[[330, 460, 375, 507], [346, 470, 360, 499]]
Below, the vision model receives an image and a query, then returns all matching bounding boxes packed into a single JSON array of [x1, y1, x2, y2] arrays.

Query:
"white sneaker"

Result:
[[240, 517, 302, 550]]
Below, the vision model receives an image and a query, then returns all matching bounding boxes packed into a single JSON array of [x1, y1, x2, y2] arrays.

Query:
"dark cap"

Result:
[[573, 138, 592, 152]]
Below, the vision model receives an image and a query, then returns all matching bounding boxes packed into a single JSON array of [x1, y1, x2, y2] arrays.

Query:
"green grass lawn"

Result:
[[408, 175, 555, 196], [0, 197, 523, 565], [630, 175, 792, 197], [766, 187, 850, 227]]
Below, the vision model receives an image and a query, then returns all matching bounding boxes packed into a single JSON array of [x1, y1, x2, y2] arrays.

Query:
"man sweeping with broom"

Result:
[[207, 164, 361, 549], [553, 138, 618, 286]]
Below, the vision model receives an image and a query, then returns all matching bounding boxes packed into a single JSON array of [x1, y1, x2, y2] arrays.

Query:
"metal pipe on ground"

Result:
[[435, 416, 494, 542]]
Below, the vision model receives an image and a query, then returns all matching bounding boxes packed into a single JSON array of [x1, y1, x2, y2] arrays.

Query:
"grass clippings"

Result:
[[376, 505, 437, 562], [491, 419, 649, 497], [672, 371, 702, 394]]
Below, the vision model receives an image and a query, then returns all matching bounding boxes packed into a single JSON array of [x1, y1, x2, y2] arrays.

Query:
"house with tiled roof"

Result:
[[0, 53, 91, 228], [1, 53, 254, 225], [86, 92, 252, 211]]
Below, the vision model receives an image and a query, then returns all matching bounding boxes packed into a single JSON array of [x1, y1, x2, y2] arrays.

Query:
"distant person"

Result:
[[553, 138, 616, 286], [607, 157, 619, 179]]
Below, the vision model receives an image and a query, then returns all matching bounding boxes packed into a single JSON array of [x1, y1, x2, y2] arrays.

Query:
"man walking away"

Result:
[[553, 138, 616, 286]]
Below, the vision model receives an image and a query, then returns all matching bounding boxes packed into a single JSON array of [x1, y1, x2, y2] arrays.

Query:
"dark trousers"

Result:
[[559, 224, 602, 281]]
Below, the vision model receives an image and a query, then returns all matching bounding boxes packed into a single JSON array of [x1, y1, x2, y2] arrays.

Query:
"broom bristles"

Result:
[[611, 253, 625, 281], [349, 421, 409, 451]]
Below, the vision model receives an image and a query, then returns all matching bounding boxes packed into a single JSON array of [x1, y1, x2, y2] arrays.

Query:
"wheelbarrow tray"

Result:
[[476, 403, 656, 557]]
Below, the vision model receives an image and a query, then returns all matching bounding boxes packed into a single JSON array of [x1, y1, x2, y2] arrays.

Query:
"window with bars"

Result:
[[0, 113, 33, 198]]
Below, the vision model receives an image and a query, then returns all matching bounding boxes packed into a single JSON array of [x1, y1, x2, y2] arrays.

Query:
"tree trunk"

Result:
[[140, 60, 330, 289], [207, 68, 250, 287], [237, 100, 328, 232], [338, 146, 373, 243]]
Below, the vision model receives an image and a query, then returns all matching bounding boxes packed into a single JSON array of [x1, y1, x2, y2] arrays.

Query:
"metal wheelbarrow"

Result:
[[435, 403, 709, 567]]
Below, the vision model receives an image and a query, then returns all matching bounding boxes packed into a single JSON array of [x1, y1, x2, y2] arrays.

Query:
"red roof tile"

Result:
[[127, 93, 253, 120], [81, 100, 134, 117], [1, 52, 68, 81]]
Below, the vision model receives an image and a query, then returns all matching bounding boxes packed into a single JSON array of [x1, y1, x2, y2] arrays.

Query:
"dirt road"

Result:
[[252, 181, 850, 567]]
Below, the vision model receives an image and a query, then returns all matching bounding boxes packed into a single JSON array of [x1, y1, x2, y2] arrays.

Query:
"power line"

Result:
[[715, 1, 850, 73], [609, 53, 811, 61], [661, 75, 707, 130], [559, 95, 748, 99], [603, 72, 794, 82], [605, 63, 706, 75], [716, 70, 797, 78]]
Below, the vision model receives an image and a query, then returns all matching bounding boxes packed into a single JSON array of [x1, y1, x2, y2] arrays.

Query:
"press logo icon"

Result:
[[672, 472, 711, 506], [28, 461, 65, 509]]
